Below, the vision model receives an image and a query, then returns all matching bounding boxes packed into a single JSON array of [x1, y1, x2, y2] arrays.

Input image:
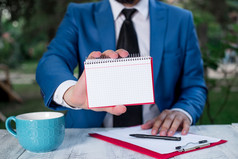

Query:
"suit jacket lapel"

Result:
[[94, 0, 116, 51], [149, 0, 167, 82]]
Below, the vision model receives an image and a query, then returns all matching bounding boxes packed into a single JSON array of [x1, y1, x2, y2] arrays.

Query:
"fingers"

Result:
[[101, 50, 118, 59], [141, 118, 156, 130], [101, 49, 129, 59], [108, 105, 127, 115], [151, 110, 168, 135], [116, 49, 129, 58], [151, 110, 191, 136], [88, 51, 102, 59], [88, 49, 129, 60], [159, 113, 176, 136], [92, 105, 127, 116], [181, 120, 190, 135], [167, 115, 183, 136]]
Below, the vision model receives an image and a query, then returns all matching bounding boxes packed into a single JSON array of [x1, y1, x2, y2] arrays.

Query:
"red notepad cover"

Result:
[[89, 133, 227, 159]]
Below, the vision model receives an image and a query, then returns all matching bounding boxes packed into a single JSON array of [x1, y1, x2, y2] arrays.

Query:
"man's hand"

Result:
[[141, 109, 191, 136], [63, 49, 129, 116]]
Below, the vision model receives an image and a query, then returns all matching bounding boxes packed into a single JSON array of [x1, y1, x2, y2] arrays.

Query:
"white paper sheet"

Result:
[[84, 57, 154, 108], [93, 126, 220, 154]]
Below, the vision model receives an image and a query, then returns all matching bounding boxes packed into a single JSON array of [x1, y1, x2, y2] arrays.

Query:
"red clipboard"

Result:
[[89, 133, 227, 159]]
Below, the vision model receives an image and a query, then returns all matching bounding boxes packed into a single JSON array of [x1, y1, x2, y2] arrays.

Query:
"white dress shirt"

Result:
[[53, 0, 192, 127]]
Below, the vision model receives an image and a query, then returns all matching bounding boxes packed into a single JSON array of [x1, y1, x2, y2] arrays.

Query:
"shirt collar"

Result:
[[109, 0, 149, 20]]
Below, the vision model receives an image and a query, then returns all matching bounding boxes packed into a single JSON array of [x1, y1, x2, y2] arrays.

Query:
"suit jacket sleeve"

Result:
[[172, 12, 207, 124], [36, 3, 79, 110]]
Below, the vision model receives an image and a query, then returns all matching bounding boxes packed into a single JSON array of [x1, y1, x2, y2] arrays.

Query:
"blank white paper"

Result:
[[84, 57, 154, 108], [93, 126, 220, 154]]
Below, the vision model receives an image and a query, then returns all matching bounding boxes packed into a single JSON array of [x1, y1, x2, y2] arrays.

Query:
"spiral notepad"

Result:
[[84, 56, 155, 108]]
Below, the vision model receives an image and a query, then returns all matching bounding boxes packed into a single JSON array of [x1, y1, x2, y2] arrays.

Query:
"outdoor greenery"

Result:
[[0, 0, 237, 129]]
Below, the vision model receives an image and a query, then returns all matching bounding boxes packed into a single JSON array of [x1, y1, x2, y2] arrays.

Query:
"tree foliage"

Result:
[[0, 0, 97, 64], [1, 0, 237, 62], [177, 0, 238, 124]]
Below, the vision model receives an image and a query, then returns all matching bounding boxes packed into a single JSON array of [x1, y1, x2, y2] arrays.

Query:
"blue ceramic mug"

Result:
[[5, 112, 65, 153]]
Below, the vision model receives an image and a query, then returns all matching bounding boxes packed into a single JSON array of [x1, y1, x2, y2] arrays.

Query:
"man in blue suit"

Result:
[[36, 0, 207, 136]]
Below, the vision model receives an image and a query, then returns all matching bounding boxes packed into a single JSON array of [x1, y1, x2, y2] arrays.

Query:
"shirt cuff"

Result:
[[53, 80, 81, 110], [171, 108, 193, 125]]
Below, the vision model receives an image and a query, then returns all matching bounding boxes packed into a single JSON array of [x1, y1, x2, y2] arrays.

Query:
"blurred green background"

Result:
[[0, 0, 238, 129]]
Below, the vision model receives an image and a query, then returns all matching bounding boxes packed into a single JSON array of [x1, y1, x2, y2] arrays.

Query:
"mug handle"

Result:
[[5, 116, 17, 137]]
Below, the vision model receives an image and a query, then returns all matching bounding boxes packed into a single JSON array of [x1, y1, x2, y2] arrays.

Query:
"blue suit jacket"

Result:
[[36, 0, 207, 128]]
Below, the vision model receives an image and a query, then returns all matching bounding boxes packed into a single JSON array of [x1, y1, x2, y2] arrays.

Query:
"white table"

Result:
[[1, 124, 238, 159]]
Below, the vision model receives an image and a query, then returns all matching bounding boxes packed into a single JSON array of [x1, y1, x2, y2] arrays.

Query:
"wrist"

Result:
[[172, 108, 192, 125]]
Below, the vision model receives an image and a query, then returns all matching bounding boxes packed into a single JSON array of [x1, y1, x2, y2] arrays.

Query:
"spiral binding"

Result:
[[84, 56, 151, 65]]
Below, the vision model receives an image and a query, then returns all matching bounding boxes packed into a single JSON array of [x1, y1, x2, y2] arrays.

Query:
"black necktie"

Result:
[[116, 9, 140, 54], [113, 8, 142, 127]]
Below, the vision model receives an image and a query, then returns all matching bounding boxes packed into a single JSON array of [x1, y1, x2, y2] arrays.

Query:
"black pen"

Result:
[[129, 134, 181, 141]]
